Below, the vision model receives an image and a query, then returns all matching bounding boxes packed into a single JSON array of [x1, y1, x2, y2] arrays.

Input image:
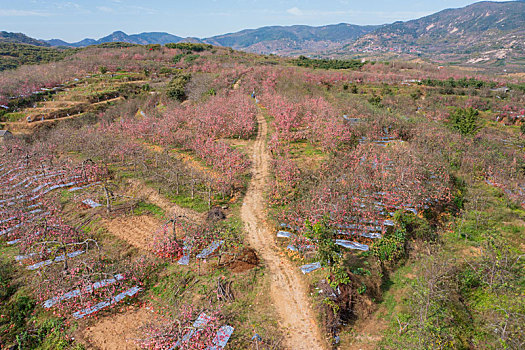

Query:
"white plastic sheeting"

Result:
[[335, 239, 369, 251], [26, 250, 85, 270], [300, 262, 322, 274], [72, 286, 141, 319], [69, 182, 101, 192], [196, 241, 223, 259], [43, 274, 125, 308], [178, 242, 192, 265], [82, 199, 102, 208], [277, 230, 294, 238], [208, 325, 235, 350], [170, 313, 213, 349]]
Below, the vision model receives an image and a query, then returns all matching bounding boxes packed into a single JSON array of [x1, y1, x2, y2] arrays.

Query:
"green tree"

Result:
[[166, 72, 191, 101], [449, 107, 480, 135], [305, 218, 350, 287]]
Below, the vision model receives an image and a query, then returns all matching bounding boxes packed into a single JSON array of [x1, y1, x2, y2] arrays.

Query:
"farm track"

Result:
[[127, 178, 205, 223], [241, 109, 326, 349]]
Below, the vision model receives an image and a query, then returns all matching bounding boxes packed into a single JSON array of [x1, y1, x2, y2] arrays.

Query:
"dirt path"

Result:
[[127, 178, 204, 223], [241, 110, 326, 349]]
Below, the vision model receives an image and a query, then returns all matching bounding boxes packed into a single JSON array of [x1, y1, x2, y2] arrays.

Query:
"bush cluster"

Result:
[[166, 71, 191, 101], [294, 56, 365, 70]]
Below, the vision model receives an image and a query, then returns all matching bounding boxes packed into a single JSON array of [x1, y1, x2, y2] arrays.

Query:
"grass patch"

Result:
[[166, 192, 209, 213], [133, 201, 165, 219], [59, 189, 74, 204], [3, 112, 25, 122]]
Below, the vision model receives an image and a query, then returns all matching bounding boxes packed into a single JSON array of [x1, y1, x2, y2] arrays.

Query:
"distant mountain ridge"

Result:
[[202, 23, 380, 55], [46, 31, 184, 47], [344, 1, 525, 63], [37, 1, 524, 59], [43, 24, 377, 54], [1, 1, 523, 66], [0, 31, 49, 47]]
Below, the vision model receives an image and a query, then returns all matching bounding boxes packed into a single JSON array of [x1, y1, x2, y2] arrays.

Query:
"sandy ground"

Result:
[[105, 215, 162, 251], [82, 307, 155, 350], [240, 109, 326, 349]]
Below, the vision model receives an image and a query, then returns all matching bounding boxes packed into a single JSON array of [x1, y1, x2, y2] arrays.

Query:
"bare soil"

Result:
[[104, 215, 162, 251], [240, 109, 326, 349], [82, 307, 155, 350], [225, 247, 259, 273]]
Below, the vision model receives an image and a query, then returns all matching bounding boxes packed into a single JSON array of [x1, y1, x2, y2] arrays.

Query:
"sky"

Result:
[[0, 0, 515, 42]]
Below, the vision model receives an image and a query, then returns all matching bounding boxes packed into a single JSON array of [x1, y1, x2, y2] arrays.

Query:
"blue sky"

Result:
[[0, 0, 515, 42]]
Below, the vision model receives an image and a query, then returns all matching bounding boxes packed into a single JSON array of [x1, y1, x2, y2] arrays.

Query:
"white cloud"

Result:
[[126, 5, 158, 15], [286, 7, 303, 16], [96, 6, 114, 13], [0, 9, 52, 17]]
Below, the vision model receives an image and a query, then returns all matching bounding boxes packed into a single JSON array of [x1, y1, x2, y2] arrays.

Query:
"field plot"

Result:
[[1, 72, 148, 133], [0, 43, 524, 350]]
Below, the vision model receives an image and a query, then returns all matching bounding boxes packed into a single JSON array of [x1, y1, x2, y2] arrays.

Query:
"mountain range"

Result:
[[0, 31, 49, 47], [343, 1, 525, 64], [2, 1, 524, 66], [46, 31, 184, 47]]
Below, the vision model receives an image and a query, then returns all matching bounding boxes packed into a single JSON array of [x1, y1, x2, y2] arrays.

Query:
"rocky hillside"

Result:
[[203, 23, 379, 55], [345, 1, 525, 64]]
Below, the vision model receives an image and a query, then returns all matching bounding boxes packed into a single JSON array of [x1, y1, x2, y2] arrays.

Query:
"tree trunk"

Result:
[[208, 182, 212, 209], [104, 185, 111, 213]]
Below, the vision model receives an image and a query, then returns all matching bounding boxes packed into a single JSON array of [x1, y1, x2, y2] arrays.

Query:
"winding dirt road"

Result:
[[241, 110, 326, 349]]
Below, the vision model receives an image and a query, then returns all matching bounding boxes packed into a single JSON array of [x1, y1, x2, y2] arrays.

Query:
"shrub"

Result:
[[166, 72, 191, 101], [184, 54, 200, 63], [343, 83, 358, 93], [372, 228, 406, 264], [145, 44, 161, 51], [368, 95, 383, 107], [410, 89, 422, 100], [294, 56, 365, 70], [165, 43, 212, 52], [449, 107, 480, 135], [172, 53, 185, 64]]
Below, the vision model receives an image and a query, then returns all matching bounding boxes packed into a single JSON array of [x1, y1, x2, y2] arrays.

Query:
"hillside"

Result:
[[38, 1, 525, 64], [46, 25, 376, 54], [0, 40, 524, 350], [46, 31, 184, 47], [0, 31, 49, 47], [203, 23, 379, 55], [345, 1, 525, 64], [0, 43, 74, 71]]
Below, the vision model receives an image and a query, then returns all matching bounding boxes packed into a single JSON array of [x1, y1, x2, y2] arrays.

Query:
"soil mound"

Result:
[[206, 206, 226, 222], [227, 247, 259, 273]]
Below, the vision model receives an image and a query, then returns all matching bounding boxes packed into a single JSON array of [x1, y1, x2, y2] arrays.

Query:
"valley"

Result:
[[0, 17, 524, 350]]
